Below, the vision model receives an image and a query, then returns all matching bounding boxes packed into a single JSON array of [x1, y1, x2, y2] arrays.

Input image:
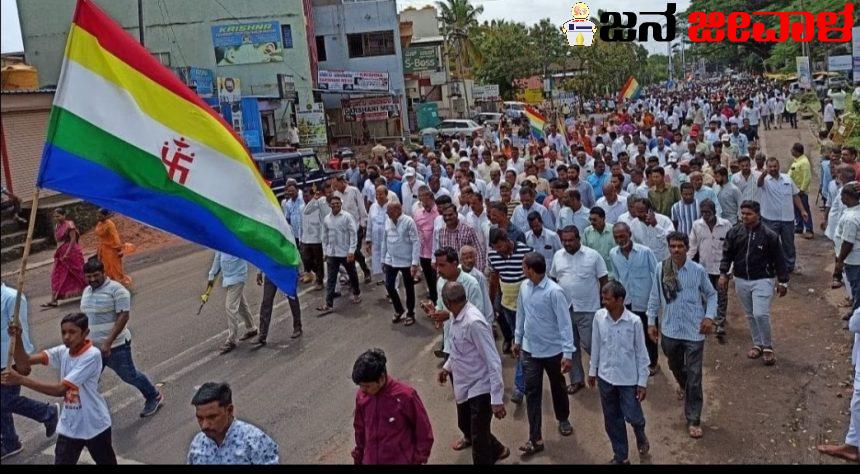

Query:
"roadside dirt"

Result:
[[78, 215, 182, 258]]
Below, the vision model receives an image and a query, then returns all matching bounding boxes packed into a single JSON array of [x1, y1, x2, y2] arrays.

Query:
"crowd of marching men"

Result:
[[1, 74, 859, 464]]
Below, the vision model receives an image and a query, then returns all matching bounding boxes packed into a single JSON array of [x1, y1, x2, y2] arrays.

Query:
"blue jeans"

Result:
[[501, 307, 525, 394], [794, 191, 813, 233], [762, 218, 796, 272], [102, 341, 159, 402], [845, 265, 860, 314], [1, 384, 54, 451], [597, 377, 647, 462]]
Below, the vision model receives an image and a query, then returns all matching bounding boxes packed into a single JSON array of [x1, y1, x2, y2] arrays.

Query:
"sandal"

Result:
[[688, 425, 703, 439], [747, 346, 763, 359], [404, 315, 416, 326], [350, 295, 362, 304], [518, 440, 545, 457], [218, 342, 236, 354], [831, 279, 844, 289], [451, 438, 472, 451], [40, 302, 58, 308], [316, 305, 334, 316], [392, 313, 404, 323], [762, 348, 776, 366], [675, 386, 685, 401], [566, 382, 584, 395]]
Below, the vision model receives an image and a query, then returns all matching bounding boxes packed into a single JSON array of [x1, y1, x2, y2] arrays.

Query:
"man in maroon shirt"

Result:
[[351, 349, 434, 464]]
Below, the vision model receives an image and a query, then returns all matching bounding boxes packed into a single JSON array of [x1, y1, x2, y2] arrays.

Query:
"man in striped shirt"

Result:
[[434, 204, 486, 272], [670, 182, 699, 236], [488, 229, 532, 404], [646, 231, 717, 439], [80, 258, 163, 418]]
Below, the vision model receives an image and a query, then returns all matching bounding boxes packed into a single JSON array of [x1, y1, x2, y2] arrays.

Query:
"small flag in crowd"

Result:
[[619, 76, 641, 101]]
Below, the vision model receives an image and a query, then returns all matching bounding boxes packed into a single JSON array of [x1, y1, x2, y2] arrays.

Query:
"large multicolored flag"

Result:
[[619, 76, 641, 101], [523, 105, 547, 140], [37, 0, 301, 295]]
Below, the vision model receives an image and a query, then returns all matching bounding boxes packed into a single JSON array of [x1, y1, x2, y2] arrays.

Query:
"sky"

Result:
[[1, 0, 691, 54]]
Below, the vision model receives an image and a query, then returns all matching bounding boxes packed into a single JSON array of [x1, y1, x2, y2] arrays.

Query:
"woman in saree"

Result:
[[42, 208, 86, 307], [95, 208, 132, 287]]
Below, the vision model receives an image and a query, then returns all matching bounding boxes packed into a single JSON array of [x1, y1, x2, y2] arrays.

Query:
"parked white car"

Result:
[[437, 119, 482, 138]]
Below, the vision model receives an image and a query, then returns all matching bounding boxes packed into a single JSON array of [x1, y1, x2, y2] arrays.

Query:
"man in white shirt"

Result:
[[757, 158, 807, 273], [823, 98, 836, 133], [817, 306, 860, 463], [688, 200, 732, 341], [587, 281, 651, 465], [381, 202, 420, 326], [596, 183, 626, 225], [732, 155, 761, 203], [526, 212, 563, 269], [460, 246, 494, 325], [630, 198, 675, 262], [550, 226, 609, 394], [438, 282, 509, 465], [319, 195, 361, 313], [333, 176, 372, 282]]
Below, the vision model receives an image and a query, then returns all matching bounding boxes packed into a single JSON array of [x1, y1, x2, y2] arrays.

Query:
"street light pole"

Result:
[[138, 0, 145, 46]]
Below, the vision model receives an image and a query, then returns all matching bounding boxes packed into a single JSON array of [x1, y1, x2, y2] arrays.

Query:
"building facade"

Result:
[[312, 0, 408, 141], [16, 0, 315, 148]]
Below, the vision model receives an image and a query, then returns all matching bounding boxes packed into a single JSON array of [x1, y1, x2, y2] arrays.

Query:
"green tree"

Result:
[[437, 0, 483, 81], [471, 20, 532, 99]]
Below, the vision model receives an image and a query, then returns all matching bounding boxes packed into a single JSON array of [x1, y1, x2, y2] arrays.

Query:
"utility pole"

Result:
[[138, 0, 145, 46]]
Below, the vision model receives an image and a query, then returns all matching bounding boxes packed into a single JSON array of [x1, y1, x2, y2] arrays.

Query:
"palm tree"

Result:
[[437, 0, 483, 116]]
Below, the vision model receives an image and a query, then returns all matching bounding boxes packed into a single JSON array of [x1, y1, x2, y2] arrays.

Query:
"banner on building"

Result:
[[472, 84, 500, 102], [342, 96, 401, 122], [403, 46, 438, 73], [828, 55, 853, 72], [175, 67, 214, 98], [519, 88, 544, 104], [278, 74, 299, 102], [297, 104, 327, 147], [796, 56, 812, 89], [318, 69, 390, 92], [212, 21, 284, 65], [853, 26, 860, 83], [217, 76, 242, 103]]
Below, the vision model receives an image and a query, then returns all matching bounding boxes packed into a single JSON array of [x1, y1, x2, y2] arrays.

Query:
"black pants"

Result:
[[354, 227, 371, 276], [419, 257, 437, 302], [522, 351, 569, 443], [661, 335, 705, 426], [259, 276, 302, 341], [707, 274, 728, 333], [628, 307, 658, 368], [302, 243, 324, 285], [326, 256, 360, 307], [456, 393, 506, 465], [787, 112, 797, 128], [55, 427, 117, 465], [384, 265, 416, 316]]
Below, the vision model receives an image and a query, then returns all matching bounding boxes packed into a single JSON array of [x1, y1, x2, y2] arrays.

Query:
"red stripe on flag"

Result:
[[523, 105, 546, 123], [72, 0, 236, 140]]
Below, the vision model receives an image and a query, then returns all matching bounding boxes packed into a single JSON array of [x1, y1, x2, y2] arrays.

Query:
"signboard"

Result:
[[277, 74, 299, 102], [854, 27, 860, 83], [796, 56, 812, 89], [403, 46, 438, 73], [217, 76, 241, 103], [317, 70, 390, 92], [211, 21, 284, 65], [175, 67, 214, 98], [828, 55, 853, 72], [522, 88, 544, 104], [429, 71, 447, 86], [342, 96, 401, 122], [297, 104, 327, 147], [281, 24, 293, 49], [472, 84, 500, 102]]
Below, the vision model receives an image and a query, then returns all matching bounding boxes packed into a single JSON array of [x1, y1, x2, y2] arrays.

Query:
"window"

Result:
[[347, 31, 395, 58], [315, 36, 327, 62], [153, 52, 171, 67]]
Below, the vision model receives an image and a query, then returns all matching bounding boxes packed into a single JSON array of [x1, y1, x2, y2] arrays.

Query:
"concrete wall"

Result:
[[312, 0, 407, 135], [1, 92, 59, 203], [398, 6, 439, 39], [16, 0, 314, 139]]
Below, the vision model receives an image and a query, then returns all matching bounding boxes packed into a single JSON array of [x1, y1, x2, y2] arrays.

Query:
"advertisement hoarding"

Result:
[[472, 84, 500, 102], [317, 70, 390, 92], [212, 21, 284, 65], [403, 46, 438, 73], [342, 96, 401, 122]]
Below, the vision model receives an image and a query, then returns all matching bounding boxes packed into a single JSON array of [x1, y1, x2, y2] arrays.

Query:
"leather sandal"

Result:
[[747, 346, 763, 359], [518, 440, 545, 457], [762, 348, 776, 366]]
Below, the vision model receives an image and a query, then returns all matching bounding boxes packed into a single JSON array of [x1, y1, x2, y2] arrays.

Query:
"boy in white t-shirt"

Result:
[[1, 313, 116, 465]]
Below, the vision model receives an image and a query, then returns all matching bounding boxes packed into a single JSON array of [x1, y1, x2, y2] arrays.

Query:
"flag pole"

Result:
[[6, 188, 42, 365]]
